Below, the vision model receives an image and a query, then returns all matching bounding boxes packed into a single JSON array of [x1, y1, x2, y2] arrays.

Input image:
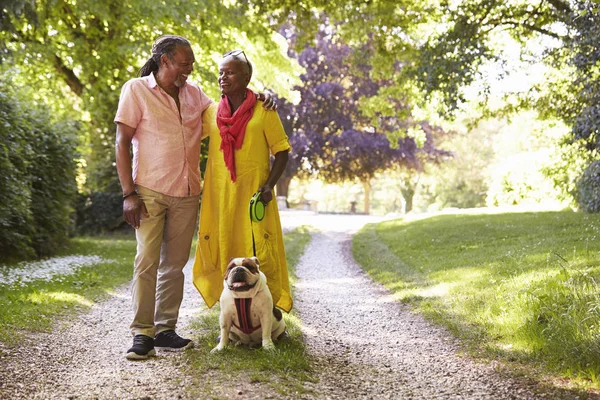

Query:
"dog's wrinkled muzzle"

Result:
[[228, 269, 257, 292]]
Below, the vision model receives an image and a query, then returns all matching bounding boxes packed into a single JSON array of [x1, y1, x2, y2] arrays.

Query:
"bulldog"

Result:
[[212, 257, 286, 352]]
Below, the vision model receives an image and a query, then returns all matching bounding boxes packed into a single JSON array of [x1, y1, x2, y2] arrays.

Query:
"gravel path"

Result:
[[0, 211, 595, 399], [295, 230, 541, 399], [0, 257, 204, 400]]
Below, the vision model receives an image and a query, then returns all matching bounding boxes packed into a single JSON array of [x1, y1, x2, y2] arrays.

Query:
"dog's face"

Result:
[[224, 257, 261, 292]]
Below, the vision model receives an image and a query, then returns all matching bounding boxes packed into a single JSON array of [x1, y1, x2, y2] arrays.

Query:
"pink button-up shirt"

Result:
[[114, 73, 213, 197]]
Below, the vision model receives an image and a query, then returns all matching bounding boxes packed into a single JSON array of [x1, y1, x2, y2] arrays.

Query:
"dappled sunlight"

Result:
[[357, 210, 600, 387], [282, 313, 303, 326], [416, 282, 454, 299], [0, 255, 106, 286], [373, 293, 402, 304], [103, 289, 130, 299], [429, 266, 489, 285], [295, 276, 362, 289], [26, 291, 94, 307], [179, 305, 207, 318]]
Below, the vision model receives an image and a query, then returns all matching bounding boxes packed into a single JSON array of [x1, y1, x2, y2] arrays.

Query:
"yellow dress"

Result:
[[192, 102, 293, 312]]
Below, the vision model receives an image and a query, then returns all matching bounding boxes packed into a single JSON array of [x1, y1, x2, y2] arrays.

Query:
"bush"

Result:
[[486, 151, 562, 208], [0, 90, 35, 259], [75, 191, 132, 234], [0, 79, 78, 261], [576, 160, 600, 213]]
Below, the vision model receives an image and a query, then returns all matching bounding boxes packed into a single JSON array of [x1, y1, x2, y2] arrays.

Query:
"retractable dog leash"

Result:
[[248, 191, 266, 256]]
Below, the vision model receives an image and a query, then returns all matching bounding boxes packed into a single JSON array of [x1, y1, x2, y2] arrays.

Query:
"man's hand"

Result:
[[257, 91, 278, 111], [123, 194, 149, 229]]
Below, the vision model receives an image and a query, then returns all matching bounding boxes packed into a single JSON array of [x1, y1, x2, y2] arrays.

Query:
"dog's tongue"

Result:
[[232, 282, 246, 288]]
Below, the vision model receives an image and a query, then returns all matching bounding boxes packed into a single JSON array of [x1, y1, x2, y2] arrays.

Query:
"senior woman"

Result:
[[192, 50, 292, 313]]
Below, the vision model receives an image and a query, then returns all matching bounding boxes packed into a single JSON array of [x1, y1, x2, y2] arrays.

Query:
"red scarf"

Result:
[[217, 89, 257, 182]]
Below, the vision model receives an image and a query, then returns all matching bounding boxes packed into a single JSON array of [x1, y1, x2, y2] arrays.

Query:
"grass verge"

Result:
[[353, 210, 600, 390], [183, 226, 315, 399], [0, 235, 137, 347]]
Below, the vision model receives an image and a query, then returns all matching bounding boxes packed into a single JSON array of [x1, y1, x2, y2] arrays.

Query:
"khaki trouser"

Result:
[[130, 185, 199, 337]]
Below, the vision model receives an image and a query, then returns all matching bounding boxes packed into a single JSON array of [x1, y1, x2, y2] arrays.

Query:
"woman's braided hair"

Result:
[[139, 35, 191, 77]]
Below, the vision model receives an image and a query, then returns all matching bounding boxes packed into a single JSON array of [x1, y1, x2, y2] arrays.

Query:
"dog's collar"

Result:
[[228, 281, 257, 292]]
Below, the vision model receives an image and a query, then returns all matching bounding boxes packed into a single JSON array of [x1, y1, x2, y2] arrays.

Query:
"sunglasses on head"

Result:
[[223, 49, 252, 75]]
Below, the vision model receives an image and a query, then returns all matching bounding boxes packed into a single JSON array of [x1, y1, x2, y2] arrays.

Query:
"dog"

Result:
[[212, 257, 286, 352]]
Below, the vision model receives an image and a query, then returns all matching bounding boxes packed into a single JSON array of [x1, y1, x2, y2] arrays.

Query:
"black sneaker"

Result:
[[126, 334, 156, 360], [154, 330, 194, 351]]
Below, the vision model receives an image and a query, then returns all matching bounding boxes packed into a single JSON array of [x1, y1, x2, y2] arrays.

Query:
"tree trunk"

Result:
[[401, 187, 414, 213], [399, 173, 419, 214], [362, 179, 371, 214]]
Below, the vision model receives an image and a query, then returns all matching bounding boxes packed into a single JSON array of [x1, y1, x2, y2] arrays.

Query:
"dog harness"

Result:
[[233, 298, 261, 334]]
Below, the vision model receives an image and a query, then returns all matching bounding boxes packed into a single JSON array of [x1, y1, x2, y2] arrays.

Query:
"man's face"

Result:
[[162, 45, 195, 88], [218, 56, 251, 96]]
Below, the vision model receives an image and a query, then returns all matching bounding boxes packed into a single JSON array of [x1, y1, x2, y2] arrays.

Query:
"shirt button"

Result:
[[263, 234, 269, 239], [204, 235, 209, 240]]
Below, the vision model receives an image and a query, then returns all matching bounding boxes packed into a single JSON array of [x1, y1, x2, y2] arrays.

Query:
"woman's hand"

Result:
[[257, 184, 274, 203]]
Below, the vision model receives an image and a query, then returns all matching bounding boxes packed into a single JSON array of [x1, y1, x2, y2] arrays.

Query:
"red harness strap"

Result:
[[233, 298, 261, 334]]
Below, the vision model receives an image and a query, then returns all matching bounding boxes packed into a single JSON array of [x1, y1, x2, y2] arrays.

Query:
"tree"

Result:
[[1, 0, 301, 230], [279, 21, 450, 213], [256, 0, 600, 210]]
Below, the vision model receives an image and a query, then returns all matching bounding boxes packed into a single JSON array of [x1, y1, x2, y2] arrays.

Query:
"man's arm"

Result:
[[115, 122, 147, 229], [258, 150, 289, 203]]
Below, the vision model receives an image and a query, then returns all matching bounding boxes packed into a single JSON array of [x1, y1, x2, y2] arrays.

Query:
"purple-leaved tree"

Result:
[[276, 21, 450, 213]]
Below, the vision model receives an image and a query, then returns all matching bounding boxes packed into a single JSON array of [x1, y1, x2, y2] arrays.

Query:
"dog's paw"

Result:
[[211, 344, 226, 353], [262, 340, 276, 351]]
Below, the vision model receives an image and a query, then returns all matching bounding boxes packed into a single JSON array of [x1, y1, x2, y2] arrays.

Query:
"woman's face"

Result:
[[162, 45, 195, 88], [218, 56, 251, 96]]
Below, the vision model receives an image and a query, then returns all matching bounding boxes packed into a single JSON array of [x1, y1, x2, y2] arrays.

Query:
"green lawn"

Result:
[[353, 210, 600, 388]]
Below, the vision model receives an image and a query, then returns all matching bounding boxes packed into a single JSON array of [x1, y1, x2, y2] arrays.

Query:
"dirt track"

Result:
[[0, 211, 594, 399]]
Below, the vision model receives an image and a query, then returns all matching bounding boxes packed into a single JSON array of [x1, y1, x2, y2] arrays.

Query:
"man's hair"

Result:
[[139, 35, 191, 77]]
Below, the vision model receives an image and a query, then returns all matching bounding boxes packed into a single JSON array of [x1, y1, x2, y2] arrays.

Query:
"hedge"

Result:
[[0, 79, 78, 262]]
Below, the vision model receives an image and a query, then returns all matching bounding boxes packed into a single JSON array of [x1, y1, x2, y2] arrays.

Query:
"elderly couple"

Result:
[[114, 35, 292, 360]]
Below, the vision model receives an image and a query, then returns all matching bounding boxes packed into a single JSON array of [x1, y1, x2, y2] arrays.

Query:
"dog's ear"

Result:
[[224, 259, 236, 279], [251, 256, 260, 268], [241, 257, 260, 274]]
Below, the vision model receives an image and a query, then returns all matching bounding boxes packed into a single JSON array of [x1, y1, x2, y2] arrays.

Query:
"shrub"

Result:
[[0, 90, 35, 259], [0, 79, 78, 261], [75, 191, 131, 234], [575, 160, 600, 213]]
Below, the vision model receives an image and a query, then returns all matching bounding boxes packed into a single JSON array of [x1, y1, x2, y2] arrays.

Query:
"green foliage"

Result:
[[74, 191, 131, 234], [542, 137, 595, 208], [354, 211, 600, 387], [29, 118, 79, 256], [485, 152, 560, 208], [0, 85, 34, 259], [0, 77, 78, 261], [1, 0, 301, 232], [575, 160, 600, 213]]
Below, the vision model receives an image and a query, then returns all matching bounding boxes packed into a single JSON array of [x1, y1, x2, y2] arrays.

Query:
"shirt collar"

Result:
[[146, 72, 159, 89], [145, 71, 190, 94]]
